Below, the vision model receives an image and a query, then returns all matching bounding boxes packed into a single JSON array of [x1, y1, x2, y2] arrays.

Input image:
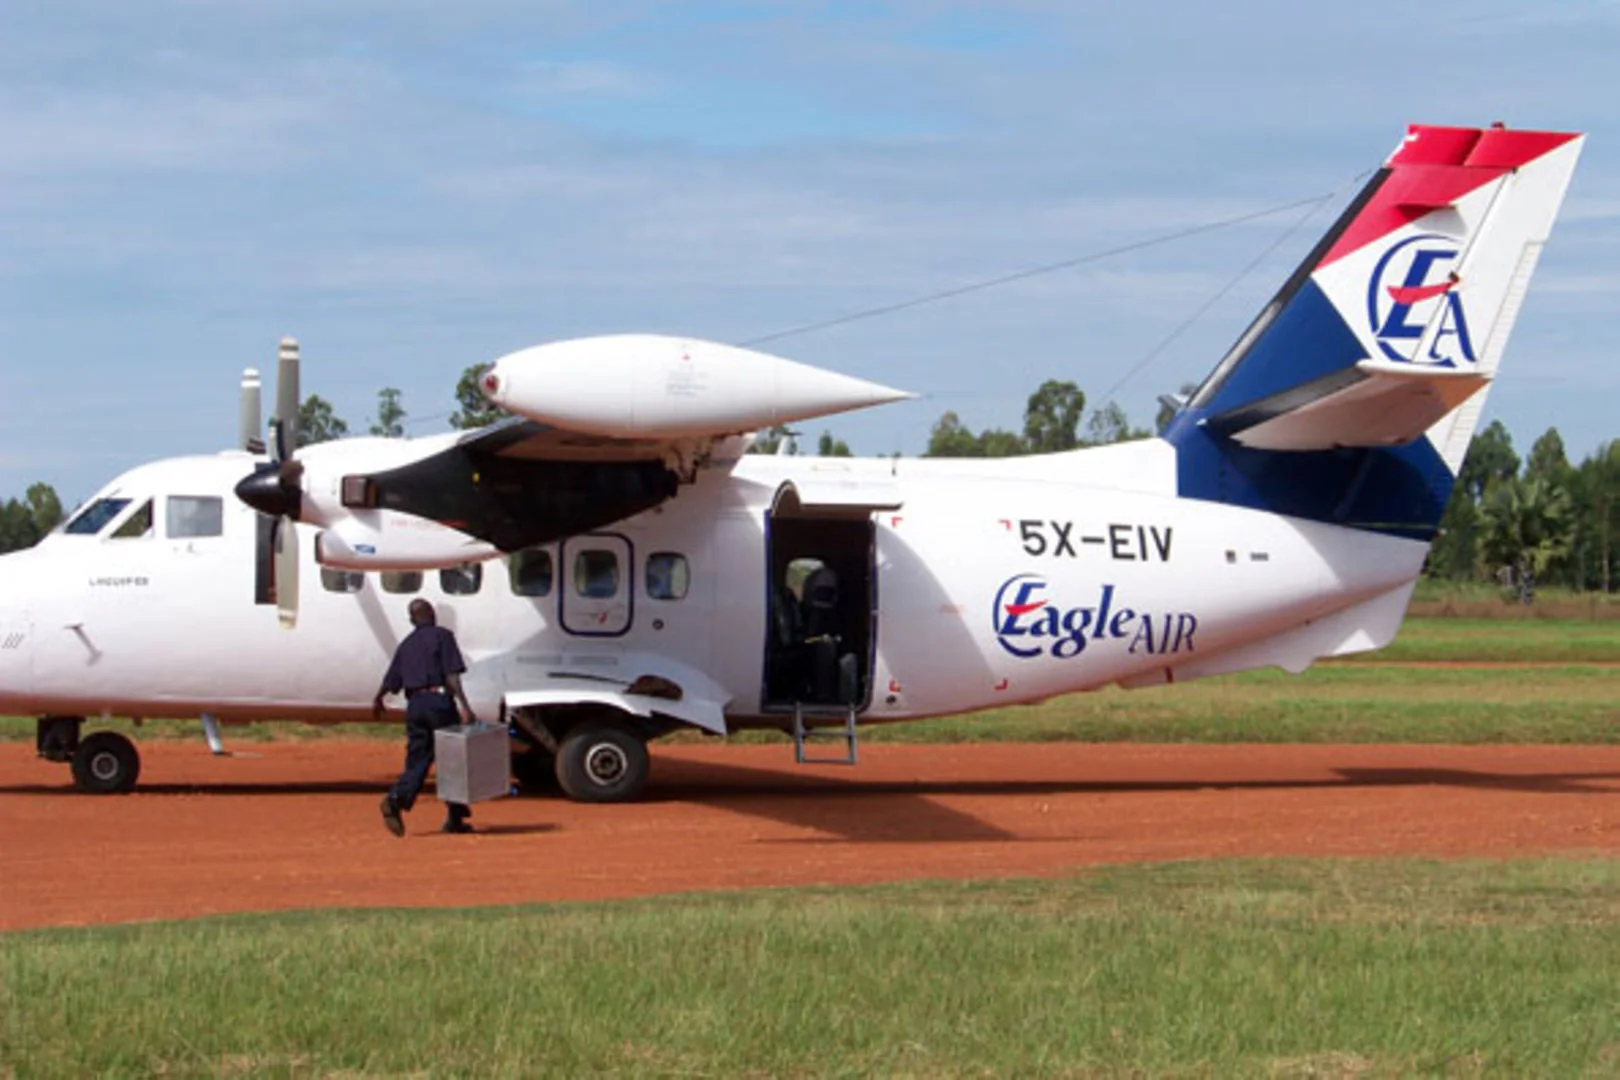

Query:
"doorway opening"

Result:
[[762, 513, 875, 713]]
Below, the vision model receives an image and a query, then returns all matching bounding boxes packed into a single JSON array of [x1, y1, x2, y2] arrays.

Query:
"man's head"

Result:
[[408, 599, 436, 627]]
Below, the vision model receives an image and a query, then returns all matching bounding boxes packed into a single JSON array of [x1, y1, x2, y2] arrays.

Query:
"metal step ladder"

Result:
[[791, 702, 859, 765]]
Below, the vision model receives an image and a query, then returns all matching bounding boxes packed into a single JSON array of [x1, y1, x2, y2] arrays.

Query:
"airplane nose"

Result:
[[234, 462, 303, 519], [0, 563, 34, 702]]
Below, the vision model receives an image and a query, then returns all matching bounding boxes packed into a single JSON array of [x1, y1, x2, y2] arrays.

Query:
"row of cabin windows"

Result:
[[65, 495, 224, 539], [59, 496, 690, 605], [320, 550, 691, 602]]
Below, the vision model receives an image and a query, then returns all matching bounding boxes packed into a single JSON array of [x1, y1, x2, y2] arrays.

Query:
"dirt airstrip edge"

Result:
[[2, 741, 1617, 930]]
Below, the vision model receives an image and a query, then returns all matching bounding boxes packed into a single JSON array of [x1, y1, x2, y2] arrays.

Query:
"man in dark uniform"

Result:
[[373, 598, 478, 836]]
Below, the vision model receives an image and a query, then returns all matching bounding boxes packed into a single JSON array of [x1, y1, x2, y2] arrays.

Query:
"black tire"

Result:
[[71, 731, 141, 794], [555, 719, 649, 803], [510, 745, 558, 795]]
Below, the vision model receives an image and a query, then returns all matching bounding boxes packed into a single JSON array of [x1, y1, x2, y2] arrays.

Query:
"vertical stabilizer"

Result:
[[1164, 124, 1583, 539]]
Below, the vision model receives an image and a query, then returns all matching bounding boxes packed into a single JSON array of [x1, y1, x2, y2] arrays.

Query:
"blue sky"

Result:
[[3, 0, 1618, 502]]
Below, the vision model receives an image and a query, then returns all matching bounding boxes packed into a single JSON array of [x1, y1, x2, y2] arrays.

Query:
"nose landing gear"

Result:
[[71, 731, 141, 794], [36, 717, 142, 794]]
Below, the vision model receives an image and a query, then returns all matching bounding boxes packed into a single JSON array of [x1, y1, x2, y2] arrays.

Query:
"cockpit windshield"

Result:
[[63, 497, 132, 535]]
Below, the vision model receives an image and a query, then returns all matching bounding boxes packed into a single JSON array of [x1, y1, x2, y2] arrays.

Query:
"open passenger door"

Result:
[[760, 476, 899, 719]]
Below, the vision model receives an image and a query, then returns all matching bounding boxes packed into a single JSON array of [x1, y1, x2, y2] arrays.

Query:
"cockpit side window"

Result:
[[167, 496, 224, 539], [110, 500, 154, 540], [64, 498, 130, 535]]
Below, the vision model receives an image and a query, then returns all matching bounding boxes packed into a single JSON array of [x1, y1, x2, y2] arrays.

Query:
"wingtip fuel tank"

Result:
[[481, 334, 914, 439]]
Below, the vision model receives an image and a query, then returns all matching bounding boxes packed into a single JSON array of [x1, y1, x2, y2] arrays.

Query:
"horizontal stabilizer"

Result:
[[1212, 360, 1490, 451]]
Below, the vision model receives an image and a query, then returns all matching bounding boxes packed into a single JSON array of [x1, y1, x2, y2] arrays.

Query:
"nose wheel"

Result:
[[70, 731, 141, 794]]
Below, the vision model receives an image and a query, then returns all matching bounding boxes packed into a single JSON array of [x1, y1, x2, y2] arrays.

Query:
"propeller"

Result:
[[271, 503, 299, 630], [234, 338, 304, 628], [239, 369, 263, 453]]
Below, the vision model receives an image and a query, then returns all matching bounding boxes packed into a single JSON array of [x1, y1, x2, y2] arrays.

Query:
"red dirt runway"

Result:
[[2, 741, 1617, 931]]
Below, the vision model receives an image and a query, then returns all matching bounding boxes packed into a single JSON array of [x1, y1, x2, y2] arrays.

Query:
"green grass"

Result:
[[860, 664, 1620, 744], [1410, 578, 1603, 605], [1345, 617, 1620, 663], [1409, 578, 1620, 615], [3, 859, 1616, 1077]]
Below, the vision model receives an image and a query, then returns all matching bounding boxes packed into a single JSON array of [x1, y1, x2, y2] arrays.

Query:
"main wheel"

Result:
[[71, 731, 141, 794], [555, 719, 649, 803]]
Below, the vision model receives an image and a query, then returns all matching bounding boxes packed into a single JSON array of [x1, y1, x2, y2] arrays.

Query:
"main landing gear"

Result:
[[508, 709, 654, 803], [37, 717, 142, 794], [555, 719, 650, 803]]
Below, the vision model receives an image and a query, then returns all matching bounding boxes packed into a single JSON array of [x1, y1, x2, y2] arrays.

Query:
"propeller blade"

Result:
[[273, 517, 299, 629], [268, 417, 288, 466], [276, 337, 300, 455], [239, 368, 263, 453]]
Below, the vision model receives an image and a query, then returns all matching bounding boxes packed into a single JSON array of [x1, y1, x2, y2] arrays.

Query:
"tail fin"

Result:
[[1163, 124, 1584, 539]]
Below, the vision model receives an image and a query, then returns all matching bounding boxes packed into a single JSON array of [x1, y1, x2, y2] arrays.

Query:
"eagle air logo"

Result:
[[1365, 233, 1477, 368], [991, 575, 1197, 660]]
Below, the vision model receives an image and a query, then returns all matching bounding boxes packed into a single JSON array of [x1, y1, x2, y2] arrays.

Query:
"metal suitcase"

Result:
[[434, 722, 512, 804]]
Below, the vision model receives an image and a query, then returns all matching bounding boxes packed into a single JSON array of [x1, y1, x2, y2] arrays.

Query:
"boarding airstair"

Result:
[[790, 702, 859, 766]]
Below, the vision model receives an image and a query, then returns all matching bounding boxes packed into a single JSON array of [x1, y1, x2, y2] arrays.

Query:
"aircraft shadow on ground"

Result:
[[640, 758, 1620, 843], [3, 762, 1614, 846]]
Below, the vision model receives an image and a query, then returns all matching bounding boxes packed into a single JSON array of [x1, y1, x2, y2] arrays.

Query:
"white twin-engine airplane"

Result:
[[0, 123, 1584, 802]]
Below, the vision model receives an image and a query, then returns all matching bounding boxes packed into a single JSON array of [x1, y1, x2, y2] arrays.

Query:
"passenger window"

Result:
[[509, 549, 553, 597], [321, 567, 365, 593], [573, 550, 620, 598], [111, 501, 154, 540], [65, 497, 131, 535], [167, 496, 224, 539], [380, 571, 422, 594], [440, 563, 483, 596], [645, 552, 689, 601]]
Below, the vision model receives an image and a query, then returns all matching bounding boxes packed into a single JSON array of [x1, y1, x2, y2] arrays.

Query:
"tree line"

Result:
[[0, 484, 63, 553], [1426, 421, 1619, 601], [4, 367, 1616, 604]]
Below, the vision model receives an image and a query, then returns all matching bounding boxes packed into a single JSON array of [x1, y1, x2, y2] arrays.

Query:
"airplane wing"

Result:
[[453, 415, 671, 463], [338, 336, 912, 552], [346, 419, 688, 553]]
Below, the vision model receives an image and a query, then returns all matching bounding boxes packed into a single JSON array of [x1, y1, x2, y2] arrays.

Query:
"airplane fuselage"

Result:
[[0, 439, 1425, 731]]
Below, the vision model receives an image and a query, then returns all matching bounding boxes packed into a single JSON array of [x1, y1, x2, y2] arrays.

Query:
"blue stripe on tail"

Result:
[[1162, 270, 1455, 540]]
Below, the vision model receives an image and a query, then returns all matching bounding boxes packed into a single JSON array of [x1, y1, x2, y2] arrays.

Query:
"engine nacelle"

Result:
[[480, 334, 913, 439], [314, 512, 498, 571], [291, 434, 462, 529]]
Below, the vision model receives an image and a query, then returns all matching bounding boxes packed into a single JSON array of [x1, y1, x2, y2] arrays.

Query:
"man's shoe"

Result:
[[380, 794, 405, 838], [441, 818, 474, 835]]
